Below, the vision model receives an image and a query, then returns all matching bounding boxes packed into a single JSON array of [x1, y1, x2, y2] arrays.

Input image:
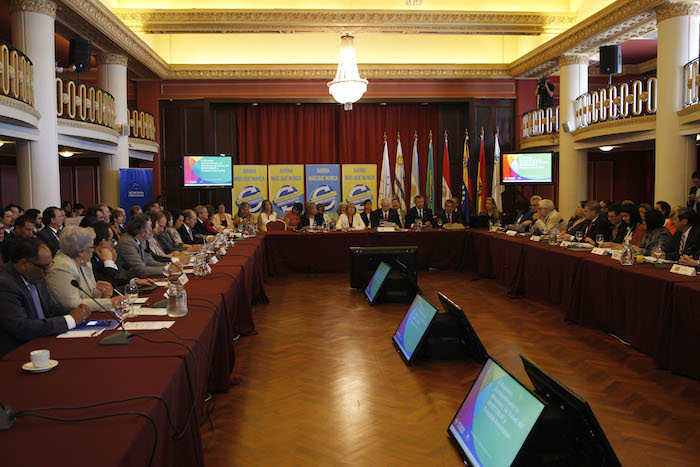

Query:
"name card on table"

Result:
[[610, 251, 622, 261], [209, 256, 219, 265], [178, 273, 189, 285], [670, 264, 697, 276], [591, 248, 608, 255], [506, 230, 518, 236], [560, 241, 572, 247], [530, 236, 541, 242]]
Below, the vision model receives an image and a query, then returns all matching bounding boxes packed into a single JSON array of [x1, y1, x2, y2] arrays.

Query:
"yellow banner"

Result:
[[342, 164, 377, 210], [268, 165, 305, 218], [232, 165, 268, 217]]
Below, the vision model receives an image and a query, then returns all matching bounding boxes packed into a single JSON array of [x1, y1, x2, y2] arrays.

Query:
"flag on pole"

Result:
[[394, 132, 407, 212], [426, 131, 435, 212], [441, 131, 452, 209], [461, 130, 471, 226], [379, 133, 392, 203], [477, 128, 487, 212], [491, 128, 505, 211], [409, 131, 420, 208]]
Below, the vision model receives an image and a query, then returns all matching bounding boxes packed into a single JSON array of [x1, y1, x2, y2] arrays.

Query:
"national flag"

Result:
[[461, 131, 471, 226], [409, 131, 420, 208], [441, 131, 452, 209], [379, 133, 392, 203], [491, 128, 505, 212], [426, 132, 435, 212], [394, 132, 407, 212], [477, 129, 487, 211]]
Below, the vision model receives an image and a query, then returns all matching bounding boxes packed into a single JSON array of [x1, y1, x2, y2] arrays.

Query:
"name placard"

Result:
[[560, 241, 572, 247], [506, 230, 518, 236], [591, 248, 607, 255], [178, 273, 189, 285], [610, 251, 622, 261], [209, 256, 219, 265], [670, 264, 697, 276], [530, 236, 541, 242]]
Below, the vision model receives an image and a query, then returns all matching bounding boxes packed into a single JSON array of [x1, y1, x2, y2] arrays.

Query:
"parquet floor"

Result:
[[202, 270, 700, 466]]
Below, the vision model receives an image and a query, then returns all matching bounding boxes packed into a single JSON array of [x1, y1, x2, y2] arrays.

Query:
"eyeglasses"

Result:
[[28, 259, 54, 271]]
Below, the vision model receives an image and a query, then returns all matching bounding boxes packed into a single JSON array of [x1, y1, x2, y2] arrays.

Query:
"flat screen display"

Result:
[[364, 261, 391, 303], [448, 358, 545, 467], [501, 152, 553, 184], [437, 292, 489, 364], [392, 294, 439, 364], [183, 155, 233, 187]]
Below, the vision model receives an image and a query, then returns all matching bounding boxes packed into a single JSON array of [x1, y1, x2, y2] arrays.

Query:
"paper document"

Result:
[[130, 308, 169, 316], [57, 329, 104, 338], [123, 321, 175, 330]]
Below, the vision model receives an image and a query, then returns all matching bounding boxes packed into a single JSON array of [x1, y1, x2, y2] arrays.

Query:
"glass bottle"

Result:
[[620, 239, 634, 266]]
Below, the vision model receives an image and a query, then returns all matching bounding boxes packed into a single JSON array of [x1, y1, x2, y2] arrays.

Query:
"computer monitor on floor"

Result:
[[364, 261, 391, 304], [432, 292, 489, 363], [392, 294, 439, 365]]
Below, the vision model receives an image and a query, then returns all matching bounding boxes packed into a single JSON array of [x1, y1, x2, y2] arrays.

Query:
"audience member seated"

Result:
[[5, 204, 21, 221], [566, 200, 587, 232], [607, 204, 628, 244], [146, 211, 175, 262], [257, 200, 278, 232], [37, 207, 64, 256], [531, 199, 563, 234], [178, 209, 205, 245], [634, 209, 672, 255], [211, 202, 234, 231], [451, 196, 463, 216], [91, 221, 119, 288], [664, 205, 680, 236], [193, 205, 217, 236], [317, 203, 332, 226], [0, 238, 91, 356], [478, 197, 501, 222], [61, 201, 73, 218], [2, 207, 14, 236], [46, 225, 119, 311], [74, 203, 85, 216], [110, 208, 126, 241], [599, 199, 613, 215], [688, 170, 700, 214], [26, 209, 42, 233], [434, 199, 462, 227], [360, 200, 373, 228], [639, 203, 652, 223], [655, 201, 673, 234], [233, 202, 253, 229], [116, 214, 168, 280], [529, 195, 542, 214], [405, 195, 433, 229], [664, 207, 700, 261], [371, 198, 402, 228], [143, 201, 160, 214], [157, 211, 186, 253], [129, 205, 142, 218], [336, 203, 364, 230], [336, 202, 348, 220], [572, 200, 612, 245], [513, 198, 534, 228], [300, 202, 321, 230], [2, 214, 36, 263], [97, 204, 111, 224], [283, 202, 303, 229], [601, 204, 646, 249], [391, 197, 406, 228]]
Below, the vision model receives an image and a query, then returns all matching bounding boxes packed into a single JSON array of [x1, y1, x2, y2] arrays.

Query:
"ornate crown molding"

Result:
[[8, 0, 57, 18], [114, 9, 576, 36], [95, 53, 128, 66], [656, 1, 700, 22], [57, 117, 120, 137], [0, 94, 42, 119], [558, 54, 590, 66], [572, 114, 656, 137]]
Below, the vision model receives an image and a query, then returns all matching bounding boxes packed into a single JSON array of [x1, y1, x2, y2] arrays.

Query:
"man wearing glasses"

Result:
[[0, 238, 91, 356]]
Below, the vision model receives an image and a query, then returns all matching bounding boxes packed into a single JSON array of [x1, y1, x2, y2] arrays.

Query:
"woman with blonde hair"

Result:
[[478, 197, 501, 221]]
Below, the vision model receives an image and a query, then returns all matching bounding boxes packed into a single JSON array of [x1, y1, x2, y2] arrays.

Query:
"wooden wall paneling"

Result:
[[0, 160, 19, 208], [60, 166, 73, 204], [74, 164, 98, 206], [437, 103, 470, 212]]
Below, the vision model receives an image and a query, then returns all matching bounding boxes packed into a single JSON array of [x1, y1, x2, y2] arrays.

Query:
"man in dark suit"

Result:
[[1, 214, 36, 263], [688, 171, 700, 214], [359, 200, 373, 229], [665, 207, 700, 261], [178, 209, 205, 244], [115, 214, 168, 281], [37, 206, 63, 256], [0, 238, 90, 356], [370, 198, 402, 228], [91, 221, 120, 288], [607, 204, 628, 244], [434, 199, 463, 227], [405, 195, 434, 229], [579, 200, 612, 245], [193, 205, 215, 236]]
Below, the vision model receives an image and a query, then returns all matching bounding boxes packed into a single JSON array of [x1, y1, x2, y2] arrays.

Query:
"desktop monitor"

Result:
[[520, 356, 622, 467], [392, 294, 440, 365], [348, 246, 418, 289], [436, 292, 489, 364], [448, 358, 546, 467], [364, 261, 392, 304], [183, 154, 233, 188], [501, 152, 554, 185]]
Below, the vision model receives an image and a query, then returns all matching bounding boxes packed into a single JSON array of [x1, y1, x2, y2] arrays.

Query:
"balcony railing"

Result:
[[129, 109, 156, 141], [56, 77, 116, 130], [0, 40, 33, 107], [575, 76, 657, 129], [522, 106, 559, 139], [683, 57, 700, 107]]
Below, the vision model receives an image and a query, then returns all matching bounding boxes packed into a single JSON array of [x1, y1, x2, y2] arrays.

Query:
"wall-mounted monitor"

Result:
[[183, 154, 233, 188], [501, 152, 553, 184]]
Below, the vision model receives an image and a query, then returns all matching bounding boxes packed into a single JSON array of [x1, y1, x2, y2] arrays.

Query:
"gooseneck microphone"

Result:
[[70, 280, 132, 345]]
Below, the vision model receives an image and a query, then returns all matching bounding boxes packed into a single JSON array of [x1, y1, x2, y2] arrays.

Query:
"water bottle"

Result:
[[548, 228, 558, 245], [620, 239, 634, 266], [166, 283, 188, 318]]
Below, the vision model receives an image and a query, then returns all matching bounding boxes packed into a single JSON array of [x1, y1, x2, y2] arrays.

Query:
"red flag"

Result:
[[441, 132, 452, 207], [477, 130, 487, 211]]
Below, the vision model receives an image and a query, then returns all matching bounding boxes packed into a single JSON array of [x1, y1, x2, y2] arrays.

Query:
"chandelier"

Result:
[[327, 35, 368, 111]]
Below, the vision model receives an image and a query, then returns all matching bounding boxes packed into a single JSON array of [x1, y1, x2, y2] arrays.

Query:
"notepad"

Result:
[[57, 329, 104, 338], [123, 321, 175, 330], [129, 308, 169, 316]]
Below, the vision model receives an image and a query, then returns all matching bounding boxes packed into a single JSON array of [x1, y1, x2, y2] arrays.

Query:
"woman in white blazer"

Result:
[[336, 203, 365, 230], [257, 200, 279, 232], [46, 225, 118, 311]]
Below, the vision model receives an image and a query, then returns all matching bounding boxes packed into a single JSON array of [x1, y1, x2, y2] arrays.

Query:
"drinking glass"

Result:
[[575, 231, 584, 242], [595, 234, 604, 245], [125, 284, 138, 307], [113, 297, 130, 321], [652, 243, 664, 263], [488, 219, 493, 231], [437, 218, 444, 229]]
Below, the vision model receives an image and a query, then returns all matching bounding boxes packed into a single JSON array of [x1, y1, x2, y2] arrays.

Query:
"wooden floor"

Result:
[[202, 270, 700, 466]]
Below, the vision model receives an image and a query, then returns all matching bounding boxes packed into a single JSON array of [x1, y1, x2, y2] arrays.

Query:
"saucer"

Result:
[[22, 359, 59, 373]]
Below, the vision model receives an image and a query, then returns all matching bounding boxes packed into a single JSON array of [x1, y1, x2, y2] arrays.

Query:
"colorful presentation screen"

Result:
[[183, 155, 233, 187], [501, 153, 553, 184], [448, 359, 545, 467], [364, 261, 391, 303], [392, 294, 439, 364]]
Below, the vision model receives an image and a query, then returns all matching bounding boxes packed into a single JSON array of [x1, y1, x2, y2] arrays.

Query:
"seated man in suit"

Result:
[[405, 195, 434, 229], [607, 204, 628, 244], [1, 214, 36, 263], [178, 209, 206, 245], [115, 214, 168, 281], [37, 206, 64, 256], [531, 199, 563, 234], [0, 238, 91, 356], [370, 198, 402, 228], [687, 171, 700, 214], [193, 205, 216, 236], [581, 200, 612, 245], [664, 207, 700, 261], [360, 200, 373, 228], [434, 199, 463, 227], [91, 221, 155, 289]]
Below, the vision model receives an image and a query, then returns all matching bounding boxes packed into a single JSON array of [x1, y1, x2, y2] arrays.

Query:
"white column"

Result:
[[655, 1, 700, 206], [97, 53, 130, 207], [557, 54, 589, 216], [10, 0, 60, 210]]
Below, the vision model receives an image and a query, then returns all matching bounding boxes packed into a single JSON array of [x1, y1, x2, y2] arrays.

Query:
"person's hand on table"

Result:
[[95, 280, 113, 297], [69, 304, 91, 324], [584, 237, 596, 246], [532, 213, 542, 221], [135, 278, 155, 287], [679, 255, 700, 267], [562, 233, 574, 241]]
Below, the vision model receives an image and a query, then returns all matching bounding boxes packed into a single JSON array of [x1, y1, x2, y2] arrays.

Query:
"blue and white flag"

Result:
[[409, 132, 420, 207], [379, 134, 392, 204]]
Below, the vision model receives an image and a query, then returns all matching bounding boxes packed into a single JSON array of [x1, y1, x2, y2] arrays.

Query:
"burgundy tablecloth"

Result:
[[666, 282, 700, 378]]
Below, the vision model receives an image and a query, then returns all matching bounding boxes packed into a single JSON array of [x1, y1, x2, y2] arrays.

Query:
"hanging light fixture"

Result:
[[328, 35, 368, 111]]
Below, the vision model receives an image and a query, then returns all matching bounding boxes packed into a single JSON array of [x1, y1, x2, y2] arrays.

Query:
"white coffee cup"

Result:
[[30, 349, 50, 368]]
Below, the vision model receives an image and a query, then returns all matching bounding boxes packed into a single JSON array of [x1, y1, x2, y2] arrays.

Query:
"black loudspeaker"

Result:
[[599, 45, 621, 75], [69, 39, 91, 72]]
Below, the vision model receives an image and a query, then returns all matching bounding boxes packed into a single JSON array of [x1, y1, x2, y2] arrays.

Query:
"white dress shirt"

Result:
[[21, 276, 75, 329]]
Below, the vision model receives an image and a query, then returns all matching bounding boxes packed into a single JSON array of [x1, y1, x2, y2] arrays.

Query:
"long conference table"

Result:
[[2, 229, 699, 466]]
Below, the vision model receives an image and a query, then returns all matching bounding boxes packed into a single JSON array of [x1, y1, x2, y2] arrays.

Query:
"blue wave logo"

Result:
[[346, 184, 373, 208], [237, 185, 264, 213], [310, 185, 337, 211], [273, 185, 303, 213]]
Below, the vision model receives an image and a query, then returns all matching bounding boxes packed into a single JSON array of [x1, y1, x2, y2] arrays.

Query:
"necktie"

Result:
[[27, 283, 46, 319], [384, 212, 388, 221], [419, 209, 423, 219], [585, 221, 592, 237], [448, 213, 452, 223], [680, 233, 687, 253], [612, 225, 618, 240]]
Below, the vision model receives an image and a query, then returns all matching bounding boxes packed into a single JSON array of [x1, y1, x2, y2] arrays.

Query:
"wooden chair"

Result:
[[266, 219, 287, 231]]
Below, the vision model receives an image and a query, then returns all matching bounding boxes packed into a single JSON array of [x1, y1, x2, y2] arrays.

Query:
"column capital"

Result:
[[8, 0, 57, 18], [96, 53, 129, 67], [558, 54, 589, 67], [656, 1, 700, 23]]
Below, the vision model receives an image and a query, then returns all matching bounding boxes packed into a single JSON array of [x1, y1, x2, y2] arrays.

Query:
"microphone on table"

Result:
[[70, 280, 132, 345]]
